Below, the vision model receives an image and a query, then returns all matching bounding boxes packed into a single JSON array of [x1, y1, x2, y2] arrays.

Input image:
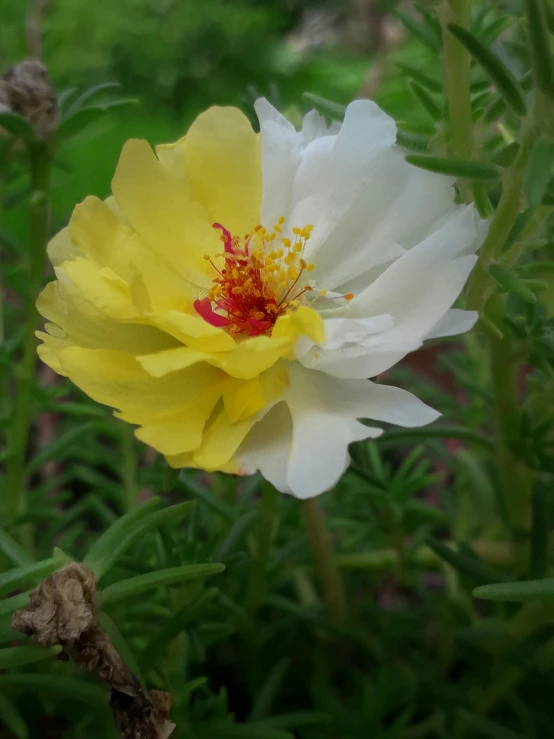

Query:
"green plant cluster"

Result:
[[2, 0, 554, 738]]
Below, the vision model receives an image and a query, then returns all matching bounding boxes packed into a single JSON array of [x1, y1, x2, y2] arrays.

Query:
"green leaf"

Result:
[[255, 714, 330, 731], [524, 0, 554, 94], [0, 594, 30, 618], [140, 587, 219, 669], [0, 556, 63, 599], [162, 465, 180, 493], [57, 106, 108, 138], [408, 81, 442, 121], [27, 422, 94, 474], [530, 489, 549, 579], [380, 425, 494, 451], [395, 11, 440, 51], [195, 721, 292, 739], [405, 155, 499, 180], [492, 141, 520, 167], [301, 93, 345, 120], [0, 528, 34, 567], [524, 139, 554, 209], [0, 674, 106, 706], [84, 500, 195, 580], [447, 24, 527, 116], [215, 510, 258, 560], [65, 82, 121, 117], [396, 63, 442, 92], [82, 496, 160, 578], [248, 658, 290, 721], [425, 537, 512, 583], [0, 111, 35, 141], [457, 709, 524, 738], [395, 130, 432, 153], [0, 692, 28, 739], [489, 264, 537, 303], [0, 646, 62, 670], [100, 563, 225, 604], [473, 578, 554, 602], [57, 100, 136, 140]]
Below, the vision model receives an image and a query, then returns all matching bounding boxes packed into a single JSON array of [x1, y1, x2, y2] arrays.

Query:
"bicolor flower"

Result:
[[37, 99, 486, 498]]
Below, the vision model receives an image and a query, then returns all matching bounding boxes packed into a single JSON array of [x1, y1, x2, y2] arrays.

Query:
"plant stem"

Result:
[[302, 497, 348, 625], [3, 141, 52, 528], [466, 128, 535, 311], [337, 539, 512, 571], [440, 0, 473, 161], [121, 423, 138, 511], [243, 481, 277, 631], [488, 295, 532, 574]]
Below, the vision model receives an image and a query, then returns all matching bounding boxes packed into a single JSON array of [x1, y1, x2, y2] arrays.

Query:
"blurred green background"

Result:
[[1, 0, 424, 242]]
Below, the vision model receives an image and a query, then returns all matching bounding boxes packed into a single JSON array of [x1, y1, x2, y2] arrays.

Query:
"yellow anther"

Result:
[[292, 227, 302, 236], [319, 289, 327, 296], [281, 238, 291, 248], [345, 293, 354, 301], [293, 242, 303, 253], [306, 263, 315, 272], [278, 216, 286, 225]]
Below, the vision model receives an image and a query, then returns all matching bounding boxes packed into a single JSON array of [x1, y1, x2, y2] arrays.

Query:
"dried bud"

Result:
[[1, 59, 58, 138], [12, 564, 175, 738]]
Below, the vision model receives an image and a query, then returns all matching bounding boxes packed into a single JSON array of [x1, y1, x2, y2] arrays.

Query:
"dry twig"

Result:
[[12, 564, 175, 739]]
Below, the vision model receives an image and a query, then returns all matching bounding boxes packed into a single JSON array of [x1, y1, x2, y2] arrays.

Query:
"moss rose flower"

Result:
[[37, 99, 486, 498]]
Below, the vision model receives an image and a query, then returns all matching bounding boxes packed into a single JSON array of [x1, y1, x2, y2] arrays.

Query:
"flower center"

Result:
[[194, 217, 353, 337]]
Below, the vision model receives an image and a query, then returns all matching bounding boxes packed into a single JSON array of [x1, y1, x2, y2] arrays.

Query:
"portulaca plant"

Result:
[[37, 99, 486, 499]]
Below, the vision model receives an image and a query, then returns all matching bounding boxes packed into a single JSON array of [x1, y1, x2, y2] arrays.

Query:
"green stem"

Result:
[[3, 141, 52, 528], [243, 481, 277, 631], [440, 0, 474, 161], [489, 295, 532, 574], [121, 423, 138, 511], [337, 539, 512, 571], [466, 128, 535, 311], [302, 496, 348, 625]]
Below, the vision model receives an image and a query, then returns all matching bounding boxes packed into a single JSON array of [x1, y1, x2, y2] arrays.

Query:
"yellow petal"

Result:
[[47, 226, 79, 266], [157, 106, 261, 237], [192, 408, 258, 471], [272, 306, 325, 347], [135, 391, 221, 456], [37, 279, 177, 354], [223, 363, 289, 423], [58, 347, 223, 423], [164, 450, 238, 474], [155, 310, 236, 352], [61, 259, 138, 321], [138, 332, 291, 380], [68, 196, 199, 312], [111, 139, 218, 288]]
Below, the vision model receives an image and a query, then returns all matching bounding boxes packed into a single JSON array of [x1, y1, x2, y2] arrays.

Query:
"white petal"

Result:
[[238, 401, 293, 494], [236, 364, 440, 499], [284, 366, 383, 498], [425, 309, 478, 339], [310, 151, 458, 290], [289, 100, 397, 255], [255, 98, 334, 230]]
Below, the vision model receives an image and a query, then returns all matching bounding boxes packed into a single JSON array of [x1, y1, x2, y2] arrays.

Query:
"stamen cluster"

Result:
[[194, 218, 318, 336]]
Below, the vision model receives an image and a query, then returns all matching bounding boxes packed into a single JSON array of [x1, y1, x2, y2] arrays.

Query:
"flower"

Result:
[[37, 99, 486, 499]]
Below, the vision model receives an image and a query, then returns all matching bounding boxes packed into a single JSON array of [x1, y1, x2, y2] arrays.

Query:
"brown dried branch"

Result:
[[26, 0, 51, 60], [12, 563, 175, 739], [1, 60, 58, 139]]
